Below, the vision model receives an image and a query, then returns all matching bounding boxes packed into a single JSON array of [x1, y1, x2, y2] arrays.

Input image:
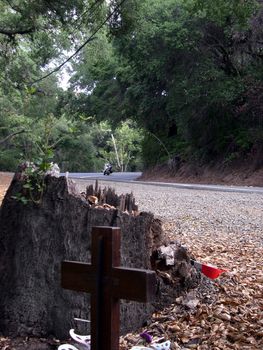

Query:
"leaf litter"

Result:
[[120, 221, 263, 350]]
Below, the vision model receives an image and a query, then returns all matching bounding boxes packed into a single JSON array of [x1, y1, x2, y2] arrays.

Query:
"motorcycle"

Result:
[[103, 163, 113, 176]]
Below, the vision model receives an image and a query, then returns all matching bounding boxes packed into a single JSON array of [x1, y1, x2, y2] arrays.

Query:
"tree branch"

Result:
[[0, 129, 26, 145], [4, 0, 23, 14], [0, 27, 35, 37]]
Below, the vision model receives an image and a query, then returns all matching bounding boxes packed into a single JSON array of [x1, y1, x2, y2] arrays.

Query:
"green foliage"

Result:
[[191, 0, 258, 29], [12, 153, 53, 205], [0, 149, 21, 170], [88, 120, 143, 171], [235, 129, 252, 151], [57, 130, 99, 172], [1, 0, 263, 173], [110, 120, 143, 171], [70, 0, 263, 167], [141, 134, 167, 168]]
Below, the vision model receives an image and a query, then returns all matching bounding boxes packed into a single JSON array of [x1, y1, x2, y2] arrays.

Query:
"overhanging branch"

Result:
[[0, 129, 26, 144], [0, 27, 35, 37]]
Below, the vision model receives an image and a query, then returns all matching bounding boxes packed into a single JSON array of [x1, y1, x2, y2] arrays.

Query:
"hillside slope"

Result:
[[140, 162, 263, 187]]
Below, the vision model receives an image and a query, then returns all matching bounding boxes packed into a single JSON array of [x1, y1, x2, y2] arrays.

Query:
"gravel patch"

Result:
[[74, 179, 263, 240]]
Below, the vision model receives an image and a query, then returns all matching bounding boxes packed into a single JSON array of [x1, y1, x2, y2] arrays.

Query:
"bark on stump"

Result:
[[0, 174, 199, 339]]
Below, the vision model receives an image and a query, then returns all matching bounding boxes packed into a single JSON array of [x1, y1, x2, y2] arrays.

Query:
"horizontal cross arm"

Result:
[[112, 267, 157, 302], [61, 261, 94, 293], [61, 262, 157, 303]]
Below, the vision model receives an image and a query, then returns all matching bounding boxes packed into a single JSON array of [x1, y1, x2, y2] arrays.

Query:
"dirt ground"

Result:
[[139, 164, 263, 187], [0, 172, 13, 204]]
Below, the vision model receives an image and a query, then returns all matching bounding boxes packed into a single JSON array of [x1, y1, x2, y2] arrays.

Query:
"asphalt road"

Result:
[[65, 171, 142, 182], [62, 172, 263, 194]]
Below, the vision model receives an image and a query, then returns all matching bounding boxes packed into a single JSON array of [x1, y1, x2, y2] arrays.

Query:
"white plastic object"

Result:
[[46, 162, 60, 177], [151, 341, 171, 350], [69, 328, 91, 348], [74, 317, 90, 323], [58, 345, 79, 350], [131, 341, 171, 350]]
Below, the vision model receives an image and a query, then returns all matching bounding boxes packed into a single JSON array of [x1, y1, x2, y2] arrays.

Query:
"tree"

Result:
[[110, 120, 143, 171], [1, 0, 262, 172], [0, 1, 109, 171], [70, 0, 263, 167], [89, 120, 143, 172]]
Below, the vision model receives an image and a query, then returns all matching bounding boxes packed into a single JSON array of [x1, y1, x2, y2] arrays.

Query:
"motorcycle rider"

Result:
[[103, 162, 113, 175]]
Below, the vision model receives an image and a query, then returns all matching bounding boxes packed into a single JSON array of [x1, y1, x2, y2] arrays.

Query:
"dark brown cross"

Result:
[[61, 226, 157, 350]]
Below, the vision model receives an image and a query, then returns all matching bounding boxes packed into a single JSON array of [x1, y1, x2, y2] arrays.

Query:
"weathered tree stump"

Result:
[[0, 173, 199, 339], [85, 179, 138, 213]]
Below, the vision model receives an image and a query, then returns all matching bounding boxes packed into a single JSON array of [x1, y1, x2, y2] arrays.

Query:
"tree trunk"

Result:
[[0, 174, 199, 339]]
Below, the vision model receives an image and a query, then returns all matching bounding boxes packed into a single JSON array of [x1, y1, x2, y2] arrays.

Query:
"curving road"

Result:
[[62, 172, 263, 194], [64, 171, 141, 182]]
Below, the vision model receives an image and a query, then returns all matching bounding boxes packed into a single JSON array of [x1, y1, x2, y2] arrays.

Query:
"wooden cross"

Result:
[[61, 226, 157, 350]]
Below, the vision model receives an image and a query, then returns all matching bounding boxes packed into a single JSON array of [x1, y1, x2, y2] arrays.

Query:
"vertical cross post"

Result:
[[61, 226, 157, 350]]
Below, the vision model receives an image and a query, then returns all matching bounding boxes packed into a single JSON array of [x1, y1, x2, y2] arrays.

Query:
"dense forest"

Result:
[[0, 0, 262, 174]]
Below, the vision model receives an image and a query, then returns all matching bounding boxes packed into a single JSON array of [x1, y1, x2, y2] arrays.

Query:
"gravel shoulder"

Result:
[[75, 178, 263, 239], [75, 178, 263, 349]]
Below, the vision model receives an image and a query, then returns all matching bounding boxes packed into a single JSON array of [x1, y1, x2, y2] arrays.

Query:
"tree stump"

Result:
[[0, 173, 200, 339]]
